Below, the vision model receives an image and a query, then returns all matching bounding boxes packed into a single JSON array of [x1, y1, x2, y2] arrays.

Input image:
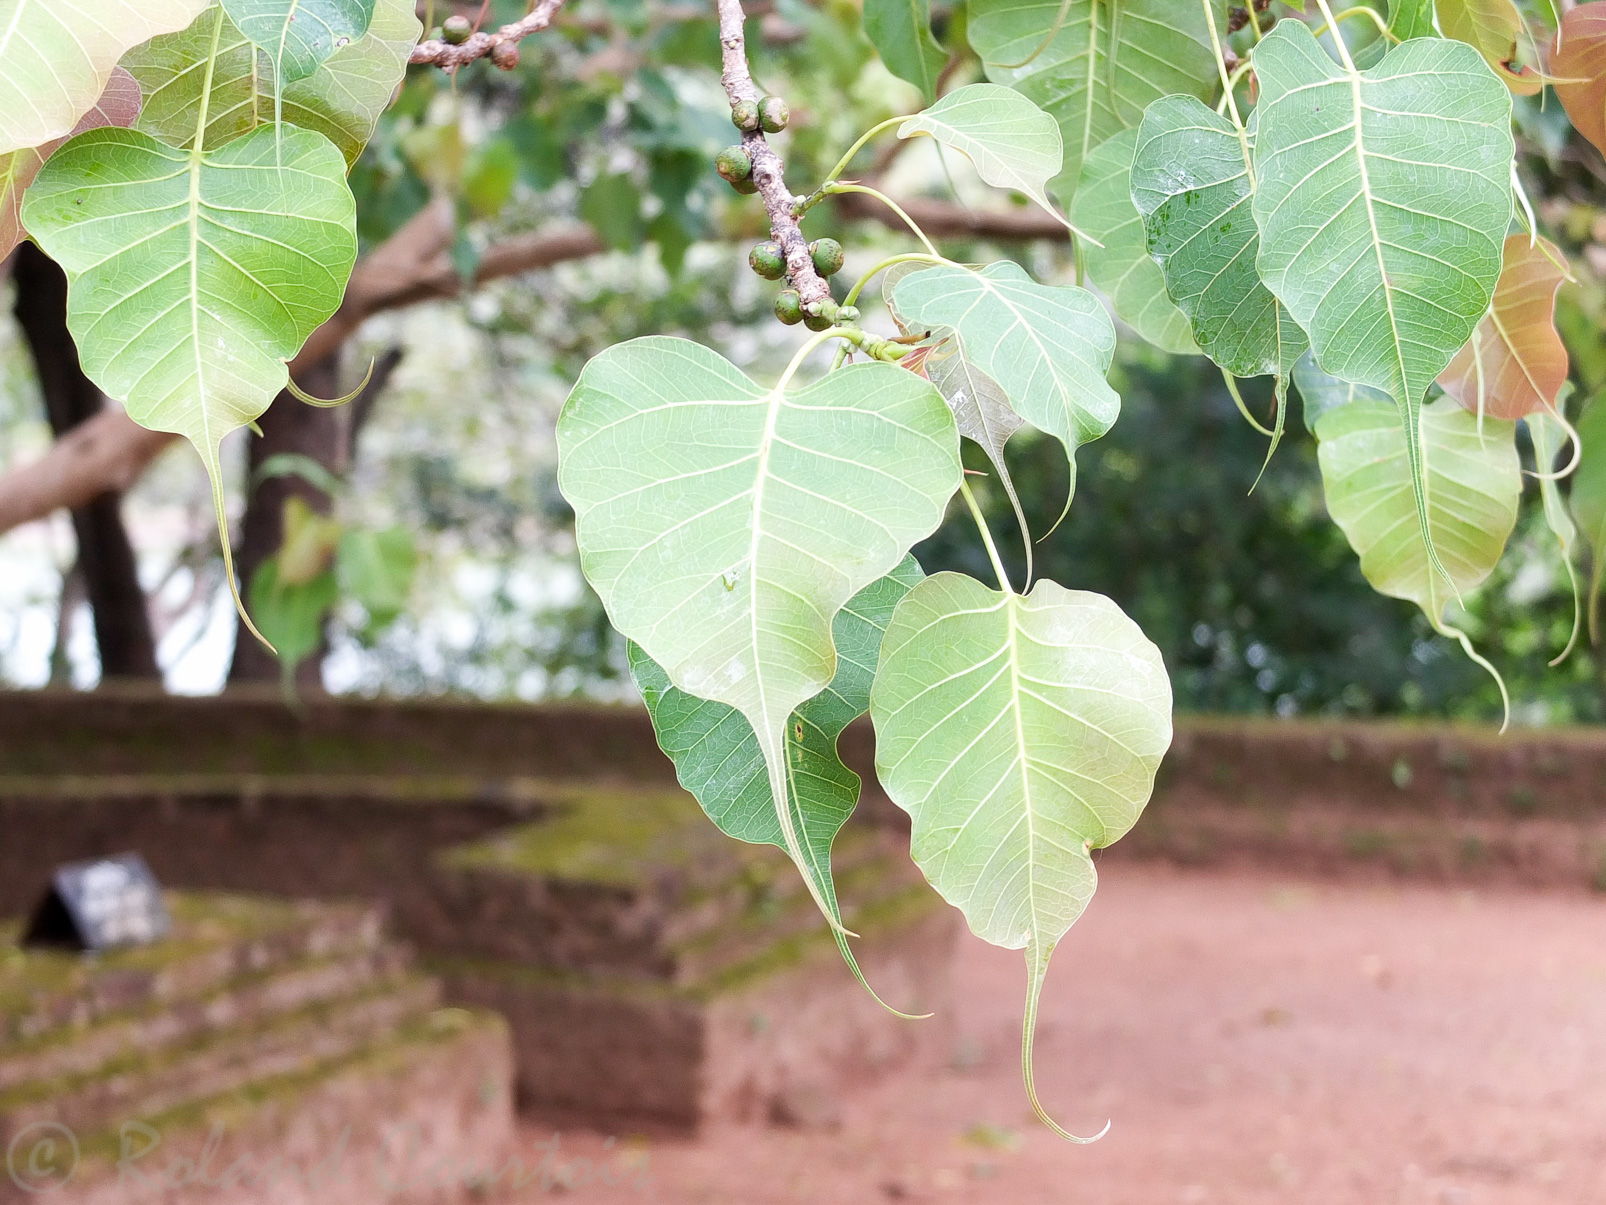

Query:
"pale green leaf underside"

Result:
[[23, 124, 356, 454], [1130, 97, 1303, 378], [1071, 126, 1198, 356], [1316, 396, 1519, 624], [629, 556, 922, 913], [893, 261, 1119, 502], [0, 0, 207, 155], [870, 572, 1170, 1137], [864, 0, 947, 104], [1292, 350, 1392, 434], [222, 0, 375, 83], [124, 0, 416, 166], [967, 0, 1220, 201], [557, 336, 960, 923], [899, 84, 1064, 220], [1251, 22, 1513, 581]]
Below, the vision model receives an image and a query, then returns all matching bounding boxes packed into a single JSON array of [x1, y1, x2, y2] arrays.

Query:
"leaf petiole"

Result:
[[820, 114, 910, 188], [959, 476, 1013, 594], [823, 182, 941, 255], [842, 250, 955, 308]]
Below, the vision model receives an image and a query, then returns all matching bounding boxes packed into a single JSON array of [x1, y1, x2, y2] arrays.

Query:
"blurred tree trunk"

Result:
[[11, 242, 160, 682]]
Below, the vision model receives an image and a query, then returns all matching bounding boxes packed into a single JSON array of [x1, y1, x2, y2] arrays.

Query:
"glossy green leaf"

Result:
[[630, 557, 923, 993], [1315, 394, 1518, 711], [23, 122, 358, 624], [1529, 408, 1581, 664], [1291, 351, 1391, 434], [967, 0, 1220, 200], [222, 0, 375, 82], [898, 84, 1064, 222], [1252, 22, 1514, 595], [557, 337, 961, 926], [1569, 391, 1606, 644], [124, 0, 417, 165], [338, 527, 416, 628], [865, 0, 947, 103], [1129, 97, 1305, 381], [871, 572, 1171, 1140], [1070, 127, 1198, 356], [892, 262, 1119, 509], [0, 0, 207, 155]]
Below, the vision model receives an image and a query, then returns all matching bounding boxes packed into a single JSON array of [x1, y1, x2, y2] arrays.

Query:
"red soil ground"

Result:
[[510, 867, 1606, 1205], [510, 863, 1606, 1205]]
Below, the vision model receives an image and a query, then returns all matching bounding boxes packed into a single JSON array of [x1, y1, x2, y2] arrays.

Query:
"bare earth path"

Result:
[[509, 864, 1606, 1205]]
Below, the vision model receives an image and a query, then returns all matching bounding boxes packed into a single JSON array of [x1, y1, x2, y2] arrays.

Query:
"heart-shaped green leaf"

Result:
[[865, 0, 947, 103], [898, 84, 1064, 222], [871, 572, 1171, 1140], [1315, 394, 1518, 713], [124, 0, 417, 165], [966, 0, 1220, 201], [1070, 127, 1197, 356], [557, 337, 961, 927], [630, 556, 923, 1002], [222, 0, 375, 82], [1251, 21, 1513, 597], [0, 0, 207, 155], [23, 122, 358, 627], [892, 261, 1118, 511]]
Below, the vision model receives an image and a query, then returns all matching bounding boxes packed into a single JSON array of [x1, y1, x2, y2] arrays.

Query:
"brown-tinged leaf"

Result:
[[1555, 2, 1606, 155], [1437, 0, 1543, 94], [0, 67, 142, 257], [1438, 235, 1570, 421]]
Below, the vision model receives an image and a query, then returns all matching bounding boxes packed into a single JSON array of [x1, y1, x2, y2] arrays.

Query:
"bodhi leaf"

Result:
[[556, 336, 961, 929], [629, 556, 925, 1005], [892, 262, 1119, 514], [1568, 391, 1606, 644], [966, 0, 1220, 201], [1292, 351, 1391, 434], [0, 0, 207, 155], [124, 0, 417, 166], [1438, 235, 1570, 422], [898, 85, 1066, 225], [1128, 96, 1307, 457], [22, 122, 358, 632], [865, 0, 947, 104], [1436, 0, 1543, 94], [1553, 4, 1606, 159], [870, 572, 1171, 1141], [1529, 407, 1582, 664], [1315, 394, 1519, 716], [221, 0, 376, 83], [925, 353, 1035, 579], [1250, 21, 1514, 598], [0, 67, 142, 259], [1070, 127, 1198, 356]]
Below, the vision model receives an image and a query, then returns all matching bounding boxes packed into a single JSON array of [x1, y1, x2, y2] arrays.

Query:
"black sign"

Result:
[[21, 853, 171, 951]]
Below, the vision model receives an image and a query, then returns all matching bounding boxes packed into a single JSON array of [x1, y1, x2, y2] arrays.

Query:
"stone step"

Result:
[[0, 894, 385, 1051], [0, 943, 412, 1094], [0, 1007, 514, 1205], [422, 785, 925, 982], [0, 976, 440, 1146]]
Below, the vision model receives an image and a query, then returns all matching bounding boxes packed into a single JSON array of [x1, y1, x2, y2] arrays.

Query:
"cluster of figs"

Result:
[[715, 97, 855, 331]]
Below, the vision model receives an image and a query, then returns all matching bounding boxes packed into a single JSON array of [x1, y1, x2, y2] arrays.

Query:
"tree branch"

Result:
[[410, 0, 566, 70], [716, 0, 830, 305]]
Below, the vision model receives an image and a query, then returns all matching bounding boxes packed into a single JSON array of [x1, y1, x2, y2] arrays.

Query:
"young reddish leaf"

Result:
[[1554, 2, 1606, 156], [1438, 235, 1570, 421], [0, 68, 142, 258], [1437, 0, 1543, 94]]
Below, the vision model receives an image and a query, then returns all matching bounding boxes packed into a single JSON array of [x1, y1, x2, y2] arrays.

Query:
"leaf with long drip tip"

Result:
[[557, 336, 960, 932], [1530, 406, 1582, 665], [871, 572, 1171, 1141], [865, 0, 947, 104], [1554, 4, 1606, 158], [1438, 235, 1570, 422], [1567, 392, 1606, 646], [1250, 21, 1514, 602], [22, 122, 358, 638], [630, 556, 928, 1010]]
